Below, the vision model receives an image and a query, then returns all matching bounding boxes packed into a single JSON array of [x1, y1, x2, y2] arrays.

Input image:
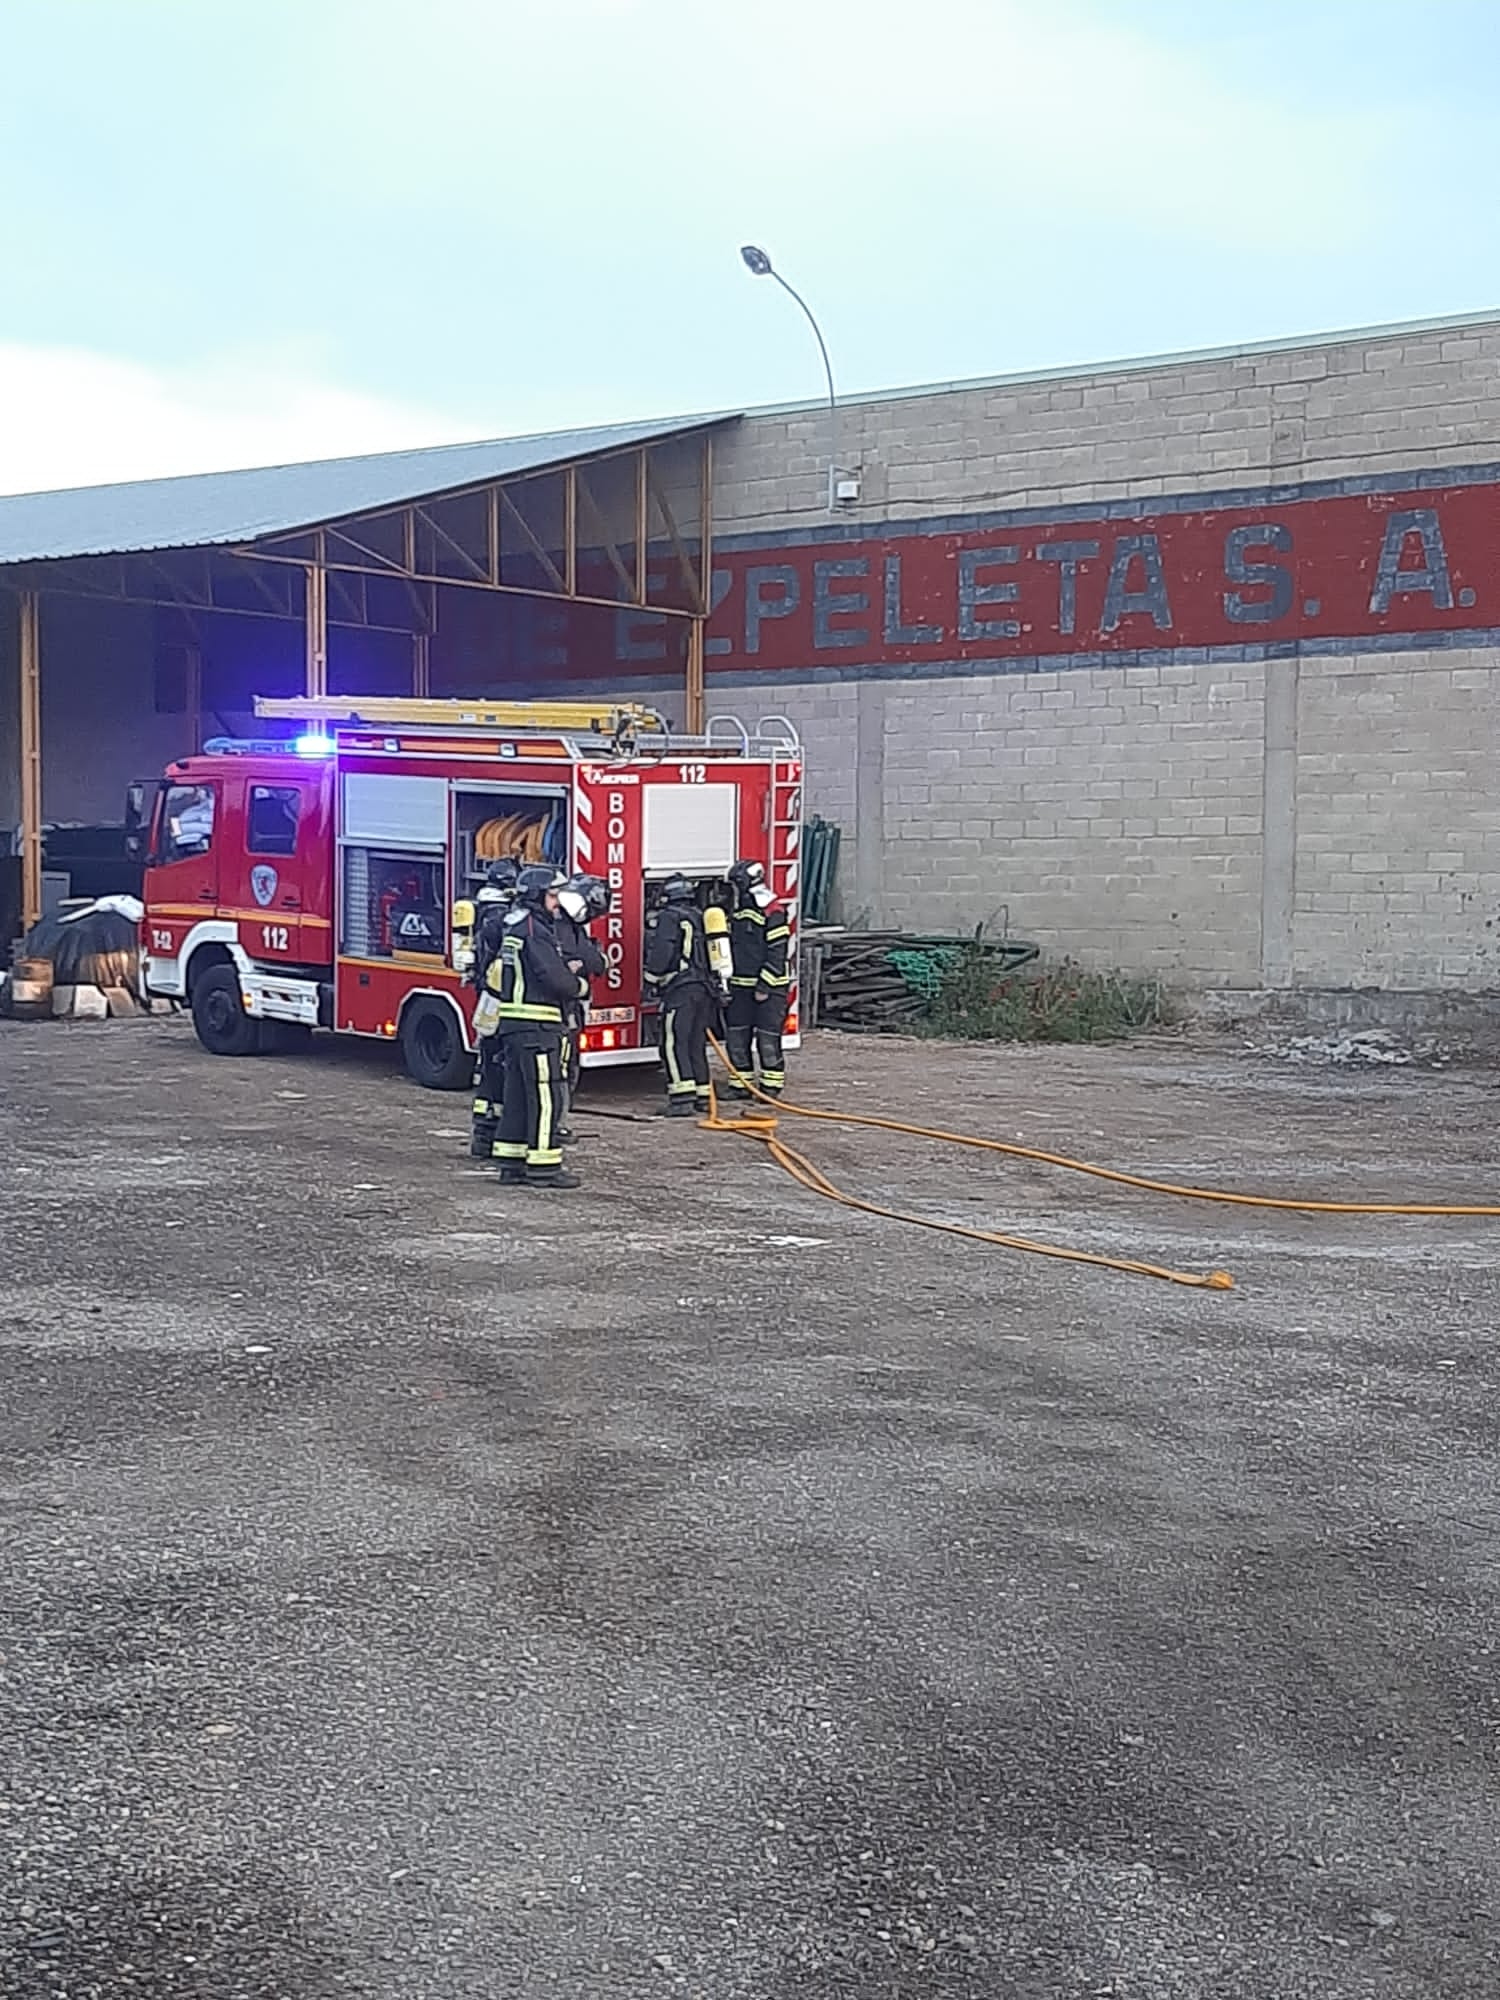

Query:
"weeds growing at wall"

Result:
[[920, 949, 1173, 1044]]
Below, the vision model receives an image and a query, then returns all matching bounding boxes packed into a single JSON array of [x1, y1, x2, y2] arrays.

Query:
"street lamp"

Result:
[[739, 244, 856, 512]]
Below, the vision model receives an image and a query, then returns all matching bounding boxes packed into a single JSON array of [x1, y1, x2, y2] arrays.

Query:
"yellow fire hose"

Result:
[[703, 1034, 1500, 1291], [703, 1036, 1232, 1290]]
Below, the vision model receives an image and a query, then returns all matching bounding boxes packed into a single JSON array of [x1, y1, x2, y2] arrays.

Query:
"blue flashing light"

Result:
[[294, 732, 334, 757]]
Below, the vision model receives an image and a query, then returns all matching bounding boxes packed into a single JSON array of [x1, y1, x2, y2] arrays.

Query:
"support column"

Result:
[[688, 431, 713, 735], [304, 560, 328, 699], [685, 620, 705, 734], [19, 589, 41, 933], [411, 630, 431, 698], [1260, 655, 1299, 988], [184, 643, 203, 755], [853, 676, 887, 927]]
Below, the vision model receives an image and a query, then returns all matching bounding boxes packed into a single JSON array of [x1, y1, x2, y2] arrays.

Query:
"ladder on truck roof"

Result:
[[254, 694, 669, 739]]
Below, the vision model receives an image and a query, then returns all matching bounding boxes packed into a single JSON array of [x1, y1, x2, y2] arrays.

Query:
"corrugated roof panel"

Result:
[[0, 414, 736, 568]]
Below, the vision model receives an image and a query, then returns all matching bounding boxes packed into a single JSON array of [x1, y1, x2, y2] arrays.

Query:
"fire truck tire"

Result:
[[400, 996, 472, 1091], [191, 964, 261, 1058]]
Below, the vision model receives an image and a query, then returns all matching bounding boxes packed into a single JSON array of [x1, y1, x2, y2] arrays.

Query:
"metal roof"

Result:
[[0, 413, 736, 569]]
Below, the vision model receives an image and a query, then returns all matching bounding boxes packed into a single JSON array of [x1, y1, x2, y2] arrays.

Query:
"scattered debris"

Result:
[[1246, 1027, 1454, 1069]]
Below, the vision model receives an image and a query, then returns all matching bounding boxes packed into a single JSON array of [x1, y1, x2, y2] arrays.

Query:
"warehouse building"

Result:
[[5, 305, 1500, 999]]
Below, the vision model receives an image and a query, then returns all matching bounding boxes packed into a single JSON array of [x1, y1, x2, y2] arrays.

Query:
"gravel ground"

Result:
[[3, 1014, 1500, 1998]]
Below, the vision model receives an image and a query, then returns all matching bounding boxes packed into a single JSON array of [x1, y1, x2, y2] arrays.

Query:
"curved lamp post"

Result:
[[740, 244, 853, 512]]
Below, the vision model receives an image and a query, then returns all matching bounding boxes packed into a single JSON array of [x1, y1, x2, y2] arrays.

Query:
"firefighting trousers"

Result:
[[494, 1028, 565, 1177], [470, 1033, 508, 1154], [562, 1006, 585, 1112], [660, 984, 713, 1102], [725, 988, 788, 1096]]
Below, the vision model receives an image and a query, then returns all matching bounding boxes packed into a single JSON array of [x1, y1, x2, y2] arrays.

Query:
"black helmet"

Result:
[[558, 872, 611, 924], [477, 856, 520, 904], [728, 857, 766, 894], [660, 873, 694, 903], [517, 863, 564, 908]]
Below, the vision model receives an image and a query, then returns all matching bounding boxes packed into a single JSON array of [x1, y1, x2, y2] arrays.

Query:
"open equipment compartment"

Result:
[[451, 782, 569, 893], [338, 769, 447, 963]]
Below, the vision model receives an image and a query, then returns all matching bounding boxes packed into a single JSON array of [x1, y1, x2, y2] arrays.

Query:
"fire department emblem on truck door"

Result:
[[251, 865, 278, 908]]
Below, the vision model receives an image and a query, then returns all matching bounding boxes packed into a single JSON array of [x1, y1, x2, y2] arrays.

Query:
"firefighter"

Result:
[[553, 872, 609, 1139], [492, 865, 584, 1189], [643, 873, 716, 1116], [468, 857, 519, 1160], [724, 857, 792, 1099]]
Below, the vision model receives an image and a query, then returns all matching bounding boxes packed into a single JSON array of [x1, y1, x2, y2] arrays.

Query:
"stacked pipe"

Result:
[[809, 930, 1040, 1032]]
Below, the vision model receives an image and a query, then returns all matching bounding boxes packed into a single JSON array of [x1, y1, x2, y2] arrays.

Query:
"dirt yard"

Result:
[[3, 1014, 1499, 1998]]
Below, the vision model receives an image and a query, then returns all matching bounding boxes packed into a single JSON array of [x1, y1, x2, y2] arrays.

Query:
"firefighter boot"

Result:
[[526, 1166, 582, 1189], [470, 1116, 497, 1160]]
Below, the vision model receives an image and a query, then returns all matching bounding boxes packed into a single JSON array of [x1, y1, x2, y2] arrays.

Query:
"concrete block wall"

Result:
[[708, 665, 1266, 983], [701, 311, 1500, 994], [714, 315, 1500, 532], [1292, 647, 1500, 988]]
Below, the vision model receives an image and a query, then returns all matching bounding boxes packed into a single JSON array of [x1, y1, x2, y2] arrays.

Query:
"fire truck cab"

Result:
[[133, 696, 803, 1088]]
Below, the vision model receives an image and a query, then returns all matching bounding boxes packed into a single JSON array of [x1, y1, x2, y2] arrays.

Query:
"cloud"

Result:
[[0, 342, 483, 496], [310, 0, 1392, 252]]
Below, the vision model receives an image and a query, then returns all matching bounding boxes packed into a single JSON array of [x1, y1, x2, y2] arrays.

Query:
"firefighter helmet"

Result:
[[477, 856, 520, 903], [730, 856, 774, 910], [660, 873, 695, 904], [517, 863, 565, 908], [559, 872, 611, 924]]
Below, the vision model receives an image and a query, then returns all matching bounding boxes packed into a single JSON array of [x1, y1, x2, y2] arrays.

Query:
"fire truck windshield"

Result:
[[161, 784, 215, 863]]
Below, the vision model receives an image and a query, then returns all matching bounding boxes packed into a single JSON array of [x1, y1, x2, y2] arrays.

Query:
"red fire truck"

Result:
[[130, 696, 803, 1088]]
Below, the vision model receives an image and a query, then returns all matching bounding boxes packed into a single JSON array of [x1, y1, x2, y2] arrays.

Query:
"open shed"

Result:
[[0, 415, 734, 936]]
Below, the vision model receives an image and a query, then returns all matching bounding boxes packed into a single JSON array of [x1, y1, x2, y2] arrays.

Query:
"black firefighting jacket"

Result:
[[644, 897, 713, 1002], [488, 905, 580, 1031], [554, 910, 607, 1017], [729, 896, 791, 996], [554, 912, 607, 990]]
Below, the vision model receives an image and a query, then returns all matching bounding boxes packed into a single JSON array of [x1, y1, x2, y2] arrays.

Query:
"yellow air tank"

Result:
[[704, 903, 732, 993]]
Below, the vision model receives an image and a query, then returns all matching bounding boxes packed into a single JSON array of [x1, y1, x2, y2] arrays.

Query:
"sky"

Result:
[[2, 0, 1498, 496]]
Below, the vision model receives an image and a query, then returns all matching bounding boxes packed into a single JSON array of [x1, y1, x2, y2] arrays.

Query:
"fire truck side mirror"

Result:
[[123, 781, 152, 862]]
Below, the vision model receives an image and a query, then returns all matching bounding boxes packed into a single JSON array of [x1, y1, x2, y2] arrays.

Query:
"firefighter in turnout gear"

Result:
[[553, 873, 610, 1139], [644, 874, 717, 1116], [467, 857, 519, 1158], [492, 865, 585, 1188], [724, 857, 791, 1099]]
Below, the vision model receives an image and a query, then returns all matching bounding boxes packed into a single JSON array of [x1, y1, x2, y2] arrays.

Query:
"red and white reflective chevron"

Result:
[[572, 782, 594, 867]]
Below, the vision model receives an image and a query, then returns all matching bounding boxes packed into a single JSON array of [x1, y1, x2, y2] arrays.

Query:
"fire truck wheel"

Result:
[[191, 964, 261, 1058], [400, 996, 472, 1091]]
